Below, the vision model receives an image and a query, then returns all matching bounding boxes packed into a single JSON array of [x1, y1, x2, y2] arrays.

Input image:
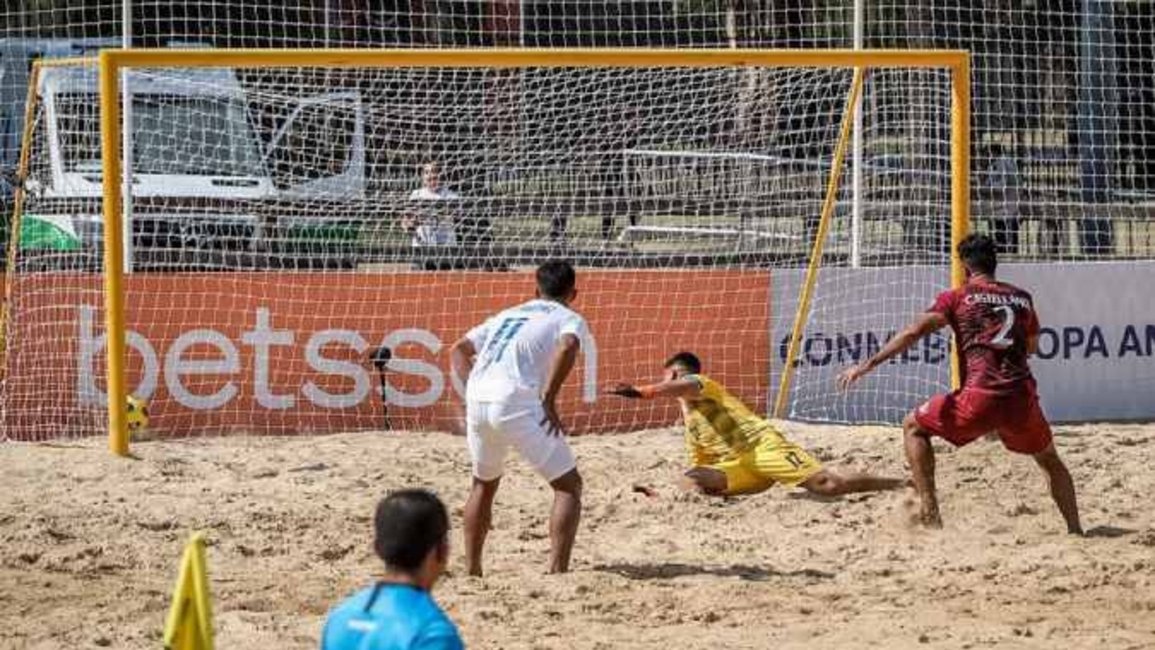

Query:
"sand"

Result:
[[2, 423, 1154, 650]]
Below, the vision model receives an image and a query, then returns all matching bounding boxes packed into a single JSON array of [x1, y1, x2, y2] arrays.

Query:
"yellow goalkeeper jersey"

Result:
[[681, 374, 785, 467]]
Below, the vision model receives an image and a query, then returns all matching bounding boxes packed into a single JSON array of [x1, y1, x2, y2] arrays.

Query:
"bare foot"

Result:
[[920, 508, 943, 529], [901, 497, 942, 529]]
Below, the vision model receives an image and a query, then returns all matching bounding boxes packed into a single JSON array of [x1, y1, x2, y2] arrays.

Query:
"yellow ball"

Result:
[[126, 395, 150, 434]]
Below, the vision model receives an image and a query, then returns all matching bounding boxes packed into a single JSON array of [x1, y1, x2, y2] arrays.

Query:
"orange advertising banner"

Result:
[[3, 270, 770, 439]]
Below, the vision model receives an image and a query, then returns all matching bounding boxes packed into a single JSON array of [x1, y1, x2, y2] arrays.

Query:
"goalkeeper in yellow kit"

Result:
[[608, 352, 906, 497]]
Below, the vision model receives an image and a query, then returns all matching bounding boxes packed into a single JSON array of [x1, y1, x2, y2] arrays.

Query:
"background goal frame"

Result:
[[95, 47, 972, 455]]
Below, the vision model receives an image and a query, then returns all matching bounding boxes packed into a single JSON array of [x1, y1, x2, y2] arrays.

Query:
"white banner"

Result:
[[773, 262, 1155, 424], [771, 266, 950, 424], [1002, 262, 1155, 422]]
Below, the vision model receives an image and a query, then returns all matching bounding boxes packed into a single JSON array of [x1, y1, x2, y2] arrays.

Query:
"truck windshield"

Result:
[[58, 93, 264, 177]]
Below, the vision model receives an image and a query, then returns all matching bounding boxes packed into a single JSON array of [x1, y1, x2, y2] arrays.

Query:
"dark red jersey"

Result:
[[928, 276, 1040, 393]]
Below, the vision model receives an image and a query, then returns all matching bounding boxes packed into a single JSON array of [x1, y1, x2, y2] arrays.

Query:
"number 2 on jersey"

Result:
[[990, 305, 1015, 348]]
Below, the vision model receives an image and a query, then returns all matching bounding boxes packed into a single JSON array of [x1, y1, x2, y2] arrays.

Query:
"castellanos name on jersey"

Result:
[[465, 299, 589, 404]]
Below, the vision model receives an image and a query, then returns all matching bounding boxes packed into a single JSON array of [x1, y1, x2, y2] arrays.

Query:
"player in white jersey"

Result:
[[450, 260, 586, 576]]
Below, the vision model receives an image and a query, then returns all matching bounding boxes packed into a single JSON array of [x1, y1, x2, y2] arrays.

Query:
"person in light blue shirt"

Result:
[[321, 489, 464, 650]]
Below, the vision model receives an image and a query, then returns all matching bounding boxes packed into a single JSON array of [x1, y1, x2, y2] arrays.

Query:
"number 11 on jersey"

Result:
[[480, 317, 529, 369]]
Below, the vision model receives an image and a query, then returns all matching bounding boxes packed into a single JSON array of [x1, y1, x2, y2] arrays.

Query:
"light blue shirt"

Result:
[[321, 583, 463, 650]]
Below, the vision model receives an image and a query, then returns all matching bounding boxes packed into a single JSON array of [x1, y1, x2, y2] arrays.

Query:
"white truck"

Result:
[[1, 39, 366, 269]]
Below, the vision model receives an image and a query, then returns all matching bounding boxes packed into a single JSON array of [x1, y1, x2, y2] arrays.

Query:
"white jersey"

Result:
[[465, 299, 587, 404], [407, 186, 459, 247], [408, 186, 459, 201]]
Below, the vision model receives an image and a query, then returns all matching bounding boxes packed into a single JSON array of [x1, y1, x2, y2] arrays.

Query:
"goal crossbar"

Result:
[[98, 48, 970, 70], [95, 47, 972, 455]]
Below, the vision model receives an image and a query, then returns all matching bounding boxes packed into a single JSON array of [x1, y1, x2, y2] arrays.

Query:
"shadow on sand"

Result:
[[593, 562, 835, 582], [1083, 525, 1136, 539]]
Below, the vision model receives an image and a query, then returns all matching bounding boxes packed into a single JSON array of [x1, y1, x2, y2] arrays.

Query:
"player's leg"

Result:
[[681, 452, 774, 496], [464, 476, 501, 576], [1033, 445, 1082, 535], [747, 435, 900, 498], [547, 468, 583, 573], [749, 436, 903, 497], [903, 411, 941, 527], [687, 439, 827, 497], [505, 402, 583, 573], [905, 389, 998, 528], [903, 410, 942, 527], [800, 468, 907, 496], [997, 394, 1082, 535], [464, 402, 508, 577]]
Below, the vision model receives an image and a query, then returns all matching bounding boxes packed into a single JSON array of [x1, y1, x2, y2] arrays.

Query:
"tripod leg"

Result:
[[378, 372, 390, 430]]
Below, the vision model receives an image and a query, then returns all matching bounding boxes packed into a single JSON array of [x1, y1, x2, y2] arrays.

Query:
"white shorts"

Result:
[[466, 400, 576, 482]]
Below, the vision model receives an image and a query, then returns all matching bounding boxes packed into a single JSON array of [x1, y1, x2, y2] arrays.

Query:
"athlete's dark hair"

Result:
[[536, 260, 577, 300], [373, 489, 449, 573], [664, 351, 702, 374], [958, 233, 998, 275]]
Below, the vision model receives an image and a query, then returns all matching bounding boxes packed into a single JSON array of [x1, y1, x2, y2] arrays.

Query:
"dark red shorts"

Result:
[[913, 386, 1053, 455]]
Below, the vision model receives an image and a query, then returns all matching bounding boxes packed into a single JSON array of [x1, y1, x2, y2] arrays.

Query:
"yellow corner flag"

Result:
[[163, 532, 215, 650]]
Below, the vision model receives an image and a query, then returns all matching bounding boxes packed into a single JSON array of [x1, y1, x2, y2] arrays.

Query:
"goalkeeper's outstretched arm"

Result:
[[605, 377, 702, 400]]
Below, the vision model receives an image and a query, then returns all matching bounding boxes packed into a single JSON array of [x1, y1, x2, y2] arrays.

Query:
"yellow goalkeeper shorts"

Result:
[[708, 434, 823, 495]]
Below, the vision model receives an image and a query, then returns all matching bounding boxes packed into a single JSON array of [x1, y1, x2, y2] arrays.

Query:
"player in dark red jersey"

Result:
[[837, 234, 1082, 534]]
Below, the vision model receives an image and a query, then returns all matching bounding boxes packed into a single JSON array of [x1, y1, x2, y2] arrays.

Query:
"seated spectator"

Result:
[[403, 162, 459, 247], [321, 489, 463, 650]]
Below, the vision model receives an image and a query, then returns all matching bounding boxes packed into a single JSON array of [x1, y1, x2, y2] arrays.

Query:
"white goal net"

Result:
[[2, 1, 1151, 442], [1, 50, 960, 440]]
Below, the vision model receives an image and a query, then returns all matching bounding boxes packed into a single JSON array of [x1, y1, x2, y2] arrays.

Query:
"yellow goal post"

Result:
[[95, 48, 971, 456]]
